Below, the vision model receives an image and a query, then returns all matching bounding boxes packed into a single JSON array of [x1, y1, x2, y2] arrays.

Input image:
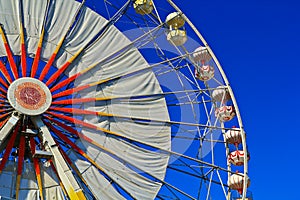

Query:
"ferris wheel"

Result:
[[0, 0, 251, 199]]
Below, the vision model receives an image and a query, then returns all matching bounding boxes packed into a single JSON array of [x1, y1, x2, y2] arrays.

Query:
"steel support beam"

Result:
[[0, 114, 19, 144], [31, 116, 86, 200]]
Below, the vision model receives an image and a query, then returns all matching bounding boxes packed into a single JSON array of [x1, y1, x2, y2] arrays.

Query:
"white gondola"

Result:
[[133, 0, 154, 15], [166, 12, 187, 46], [228, 173, 250, 194], [193, 46, 214, 80], [225, 128, 242, 146], [193, 46, 211, 64], [166, 12, 185, 29], [228, 150, 249, 166], [167, 29, 187, 46], [212, 86, 231, 103], [215, 105, 236, 122], [195, 65, 215, 81]]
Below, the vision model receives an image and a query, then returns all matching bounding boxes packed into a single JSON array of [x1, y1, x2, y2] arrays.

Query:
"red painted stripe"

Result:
[[57, 144, 74, 165], [33, 158, 41, 175], [44, 117, 94, 144], [48, 159, 69, 198], [51, 98, 96, 105], [44, 116, 79, 136], [0, 77, 8, 88], [0, 118, 9, 128], [0, 99, 8, 103], [29, 137, 43, 200], [29, 137, 36, 154], [46, 122, 86, 155], [30, 138, 41, 175], [21, 44, 27, 77], [0, 113, 10, 121], [0, 61, 12, 83], [50, 73, 81, 92], [48, 160, 61, 184], [17, 135, 26, 175], [52, 84, 90, 99], [31, 47, 42, 78], [49, 107, 98, 115], [49, 160, 57, 174], [0, 123, 19, 172], [0, 86, 7, 94], [46, 111, 97, 130], [0, 109, 11, 113], [0, 105, 11, 109], [39, 53, 57, 81], [46, 62, 71, 86], [4, 43, 18, 79]]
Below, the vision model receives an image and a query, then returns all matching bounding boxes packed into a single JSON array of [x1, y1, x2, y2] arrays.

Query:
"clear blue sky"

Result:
[[174, 0, 300, 199]]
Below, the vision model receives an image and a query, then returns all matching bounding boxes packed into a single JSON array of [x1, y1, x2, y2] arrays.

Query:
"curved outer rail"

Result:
[[166, 0, 249, 199]]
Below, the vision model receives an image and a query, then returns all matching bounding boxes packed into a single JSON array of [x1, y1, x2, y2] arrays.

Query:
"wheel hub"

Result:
[[7, 78, 52, 116]]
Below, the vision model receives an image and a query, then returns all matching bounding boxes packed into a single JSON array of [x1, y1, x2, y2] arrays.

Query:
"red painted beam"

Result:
[[0, 123, 19, 173]]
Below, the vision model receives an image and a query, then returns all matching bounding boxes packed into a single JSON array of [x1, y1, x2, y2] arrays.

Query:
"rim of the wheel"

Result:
[[0, 0, 251, 199]]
